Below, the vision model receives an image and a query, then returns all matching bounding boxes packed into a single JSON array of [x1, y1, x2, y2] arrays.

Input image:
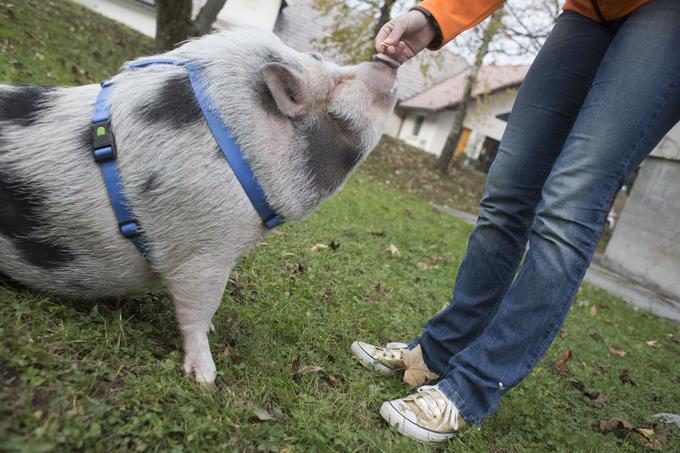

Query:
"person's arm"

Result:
[[415, 0, 506, 50], [376, 0, 505, 63]]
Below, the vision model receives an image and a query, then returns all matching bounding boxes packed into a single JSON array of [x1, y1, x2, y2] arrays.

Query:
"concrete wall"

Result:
[[603, 156, 680, 299], [72, 0, 156, 37]]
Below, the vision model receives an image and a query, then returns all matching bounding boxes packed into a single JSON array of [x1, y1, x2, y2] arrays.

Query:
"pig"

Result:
[[0, 29, 399, 384]]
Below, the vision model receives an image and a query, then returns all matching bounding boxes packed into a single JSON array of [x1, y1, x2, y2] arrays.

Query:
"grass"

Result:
[[1, 1, 679, 451]]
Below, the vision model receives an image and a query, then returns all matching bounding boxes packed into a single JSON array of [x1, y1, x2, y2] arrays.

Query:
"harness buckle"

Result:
[[119, 220, 141, 238], [92, 119, 117, 163]]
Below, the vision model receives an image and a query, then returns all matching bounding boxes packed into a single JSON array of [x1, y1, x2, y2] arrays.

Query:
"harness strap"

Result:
[[92, 80, 151, 260], [91, 58, 284, 261], [185, 63, 284, 229]]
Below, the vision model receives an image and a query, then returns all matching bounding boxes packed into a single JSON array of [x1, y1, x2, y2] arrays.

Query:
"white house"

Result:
[[71, 0, 287, 36], [393, 65, 529, 171]]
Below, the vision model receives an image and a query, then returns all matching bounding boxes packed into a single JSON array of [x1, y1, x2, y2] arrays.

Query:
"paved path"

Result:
[[432, 203, 680, 323]]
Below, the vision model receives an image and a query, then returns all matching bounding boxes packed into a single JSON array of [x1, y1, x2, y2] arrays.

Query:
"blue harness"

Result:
[[91, 58, 284, 261]]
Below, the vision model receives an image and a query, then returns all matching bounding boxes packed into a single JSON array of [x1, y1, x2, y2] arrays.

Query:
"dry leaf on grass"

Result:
[[645, 340, 661, 348], [608, 346, 626, 358], [270, 228, 288, 237], [590, 306, 598, 317], [388, 244, 401, 257], [310, 243, 328, 252], [619, 368, 635, 385], [416, 262, 431, 271], [251, 405, 274, 422], [554, 348, 573, 375]]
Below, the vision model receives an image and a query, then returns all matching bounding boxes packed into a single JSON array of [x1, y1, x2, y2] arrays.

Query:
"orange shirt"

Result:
[[417, 0, 652, 49]]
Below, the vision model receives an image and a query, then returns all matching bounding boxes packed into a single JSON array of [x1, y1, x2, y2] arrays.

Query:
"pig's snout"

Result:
[[372, 53, 400, 71], [358, 54, 399, 100]]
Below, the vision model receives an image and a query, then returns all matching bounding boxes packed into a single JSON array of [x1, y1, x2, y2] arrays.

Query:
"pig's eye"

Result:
[[310, 52, 323, 62], [328, 111, 353, 132]]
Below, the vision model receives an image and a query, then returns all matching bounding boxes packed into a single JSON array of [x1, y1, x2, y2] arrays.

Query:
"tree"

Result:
[[155, 0, 228, 52], [437, 9, 505, 173]]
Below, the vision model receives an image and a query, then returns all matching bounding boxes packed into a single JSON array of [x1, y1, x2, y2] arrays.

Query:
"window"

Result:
[[412, 115, 425, 136]]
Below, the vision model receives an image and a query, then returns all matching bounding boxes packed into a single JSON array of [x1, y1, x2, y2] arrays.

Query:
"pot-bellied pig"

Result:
[[0, 29, 399, 384]]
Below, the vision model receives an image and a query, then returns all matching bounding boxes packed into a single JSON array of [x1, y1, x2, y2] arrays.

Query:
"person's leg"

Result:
[[437, 0, 680, 425], [412, 12, 616, 373]]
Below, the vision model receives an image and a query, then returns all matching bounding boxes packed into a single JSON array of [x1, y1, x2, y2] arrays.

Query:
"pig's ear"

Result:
[[258, 62, 305, 118]]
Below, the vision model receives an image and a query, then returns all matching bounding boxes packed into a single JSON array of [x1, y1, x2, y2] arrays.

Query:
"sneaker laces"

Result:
[[408, 386, 461, 431]]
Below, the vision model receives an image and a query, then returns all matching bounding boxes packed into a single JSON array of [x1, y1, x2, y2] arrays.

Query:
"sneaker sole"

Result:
[[349, 342, 395, 376], [379, 401, 455, 443]]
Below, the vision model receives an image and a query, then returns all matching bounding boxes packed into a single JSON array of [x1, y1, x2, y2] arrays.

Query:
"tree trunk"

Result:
[[194, 0, 228, 34], [155, 0, 194, 52], [436, 9, 505, 174], [372, 0, 396, 47], [155, 0, 229, 52]]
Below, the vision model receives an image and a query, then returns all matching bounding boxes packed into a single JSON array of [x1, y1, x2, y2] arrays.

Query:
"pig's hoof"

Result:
[[183, 356, 217, 385]]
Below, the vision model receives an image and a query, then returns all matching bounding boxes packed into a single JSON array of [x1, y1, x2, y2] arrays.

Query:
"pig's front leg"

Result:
[[165, 256, 231, 385]]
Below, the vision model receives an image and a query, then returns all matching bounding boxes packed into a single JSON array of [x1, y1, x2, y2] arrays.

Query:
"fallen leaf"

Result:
[[251, 405, 274, 421], [388, 244, 401, 258], [596, 364, 611, 374], [284, 252, 297, 257], [589, 392, 605, 407], [375, 283, 386, 295], [645, 340, 660, 348], [283, 261, 308, 274], [554, 348, 573, 375], [221, 345, 232, 358], [618, 368, 635, 385], [271, 228, 288, 237], [310, 243, 328, 252], [608, 346, 626, 358], [596, 417, 634, 434], [559, 329, 568, 339], [329, 240, 340, 251], [292, 365, 324, 377], [416, 262, 431, 271], [590, 306, 598, 317], [426, 255, 447, 264]]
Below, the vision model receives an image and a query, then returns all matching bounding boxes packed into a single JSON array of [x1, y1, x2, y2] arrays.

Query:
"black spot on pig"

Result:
[[138, 75, 201, 127], [0, 85, 55, 126], [141, 172, 160, 194], [297, 114, 363, 196], [0, 174, 74, 268]]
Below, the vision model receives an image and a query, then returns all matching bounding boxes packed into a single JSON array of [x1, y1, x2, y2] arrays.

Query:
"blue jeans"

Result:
[[411, 0, 680, 425]]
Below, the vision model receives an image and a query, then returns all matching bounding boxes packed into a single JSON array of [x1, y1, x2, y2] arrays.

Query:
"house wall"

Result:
[[384, 111, 403, 138], [461, 89, 517, 160], [72, 0, 156, 37], [218, 0, 282, 31], [396, 109, 458, 155], [603, 122, 680, 300], [394, 88, 517, 157]]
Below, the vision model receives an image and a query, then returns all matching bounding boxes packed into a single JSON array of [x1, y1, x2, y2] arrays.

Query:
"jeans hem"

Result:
[[436, 379, 483, 426]]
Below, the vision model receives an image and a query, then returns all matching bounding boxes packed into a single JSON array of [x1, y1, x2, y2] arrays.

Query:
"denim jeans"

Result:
[[410, 0, 680, 425]]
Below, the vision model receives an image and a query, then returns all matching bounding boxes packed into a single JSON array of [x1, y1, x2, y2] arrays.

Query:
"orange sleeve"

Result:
[[416, 0, 506, 49]]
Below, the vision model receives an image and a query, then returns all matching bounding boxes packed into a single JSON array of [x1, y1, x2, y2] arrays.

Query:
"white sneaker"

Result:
[[380, 385, 467, 443], [349, 341, 409, 376]]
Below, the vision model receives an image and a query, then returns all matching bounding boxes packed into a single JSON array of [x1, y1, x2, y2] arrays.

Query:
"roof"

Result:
[[274, 0, 469, 101], [400, 65, 530, 111]]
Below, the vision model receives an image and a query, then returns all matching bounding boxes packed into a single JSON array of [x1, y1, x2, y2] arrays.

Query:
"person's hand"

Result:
[[375, 10, 436, 64]]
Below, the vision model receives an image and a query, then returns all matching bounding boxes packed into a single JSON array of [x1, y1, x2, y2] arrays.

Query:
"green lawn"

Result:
[[1, 1, 679, 451]]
